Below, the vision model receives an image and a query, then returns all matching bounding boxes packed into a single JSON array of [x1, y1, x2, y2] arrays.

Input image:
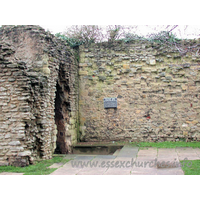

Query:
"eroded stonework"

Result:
[[1, 25, 200, 167], [78, 41, 200, 143], [0, 26, 79, 166]]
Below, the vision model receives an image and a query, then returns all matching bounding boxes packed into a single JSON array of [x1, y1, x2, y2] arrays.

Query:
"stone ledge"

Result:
[[0, 161, 9, 166]]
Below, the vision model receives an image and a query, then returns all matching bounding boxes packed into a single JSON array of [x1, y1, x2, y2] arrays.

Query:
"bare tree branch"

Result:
[[60, 25, 200, 56], [168, 25, 179, 33]]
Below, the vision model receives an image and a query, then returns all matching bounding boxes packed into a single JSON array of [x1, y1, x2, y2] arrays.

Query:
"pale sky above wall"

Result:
[[40, 25, 200, 39], [1, 1, 199, 39], [1, 24, 199, 39]]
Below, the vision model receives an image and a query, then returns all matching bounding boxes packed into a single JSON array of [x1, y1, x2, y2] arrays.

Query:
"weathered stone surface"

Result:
[[0, 25, 79, 166], [0, 161, 9, 166], [79, 41, 200, 143], [18, 151, 31, 156], [1, 26, 200, 167], [8, 141, 21, 146]]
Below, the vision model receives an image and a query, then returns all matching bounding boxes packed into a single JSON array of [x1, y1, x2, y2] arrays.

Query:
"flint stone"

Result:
[[7, 64, 18, 68], [5, 134, 11, 139], [10, 147, 24, 151], [149, 59, 156, 65], [0, 87, 7, 91], [8, 78, 15, 82]]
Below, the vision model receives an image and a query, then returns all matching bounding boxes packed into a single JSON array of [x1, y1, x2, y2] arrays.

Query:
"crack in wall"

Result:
[[54, 72, 71, 154]]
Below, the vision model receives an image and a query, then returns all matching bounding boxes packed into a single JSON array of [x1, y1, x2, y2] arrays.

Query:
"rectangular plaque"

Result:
[[104, 98, 117, 109]]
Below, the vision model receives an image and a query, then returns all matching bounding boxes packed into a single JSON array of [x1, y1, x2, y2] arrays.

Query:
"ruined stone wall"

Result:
[[1, 25, 200, 166], [0, 26, 79, 166], [78, 40, 200, 142]]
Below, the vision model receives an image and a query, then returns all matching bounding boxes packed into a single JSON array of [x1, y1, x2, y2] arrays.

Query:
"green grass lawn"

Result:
[[132, 141, 200, 148], [180, 160, 200, 175], [0, 156, 70, 175]]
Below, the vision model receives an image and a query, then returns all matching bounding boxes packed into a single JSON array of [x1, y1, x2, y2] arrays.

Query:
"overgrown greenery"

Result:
[[56, 31, 182, 48], [180, 160, 200, 175], [55, 25, 103, 47], [120, 33, 146, 43], [55, 33, 84, 47], [121, 31, 181, 44], [0, 156, 70, 175], [55, 25, 184, 48], [147, 31, 181, 44]]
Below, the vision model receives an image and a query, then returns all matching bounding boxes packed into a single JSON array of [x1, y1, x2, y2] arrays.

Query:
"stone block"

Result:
[[142, 67, 152, 73], [10, 147, 24, 151], [27, 72, 39, 77], [18, 151, 31, 157], [183, 131, 188, 136], [146, 58, 156, 65], [181, 85, 187, 91], [8, 141, 21, 146], [0, 161, 9, 166], [123, 64, 130, 69], [149, 59, 156, 65], [79, 63, 88, 67], [79, 71, 88, 76], [4, 134, 11, 139], [0, 87, 7, 92], [98, 76, 106, 81], [16, 134, 25, 139], [191, 120, 198, 125], [69, 118, 76, 125], [7, 64, 18, 68]]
